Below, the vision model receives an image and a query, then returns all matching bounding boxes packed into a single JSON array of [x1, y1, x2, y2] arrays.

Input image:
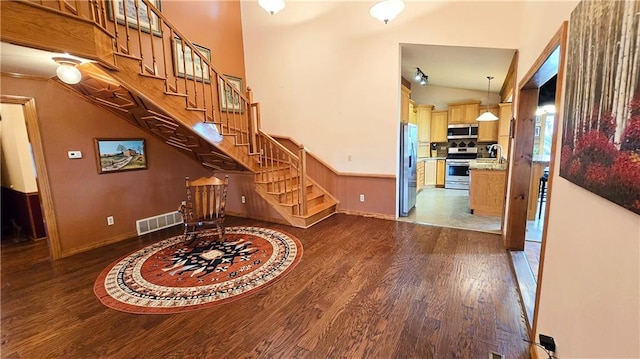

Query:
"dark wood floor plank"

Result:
[[1, 214, 530, 358]]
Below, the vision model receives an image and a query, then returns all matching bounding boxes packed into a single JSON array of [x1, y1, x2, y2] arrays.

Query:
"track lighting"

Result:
[[414, 67, 428, 86], [52, 57, 82, 85], [476, 76, 499, 122]]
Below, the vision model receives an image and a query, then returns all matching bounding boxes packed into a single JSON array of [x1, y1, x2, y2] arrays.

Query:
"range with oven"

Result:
[[445, 140, 478, 190]]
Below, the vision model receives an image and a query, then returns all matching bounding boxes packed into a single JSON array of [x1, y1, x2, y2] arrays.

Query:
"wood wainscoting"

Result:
[[272, 136, 396, 219], [1, 186, 46, 239]]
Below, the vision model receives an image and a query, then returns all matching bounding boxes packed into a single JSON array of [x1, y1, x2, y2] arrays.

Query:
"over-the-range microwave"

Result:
[[447, 124, 478, 139]]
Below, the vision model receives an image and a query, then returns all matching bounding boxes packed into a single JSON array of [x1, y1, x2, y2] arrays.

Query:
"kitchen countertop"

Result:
[[468, 159, 507, 171], [418, 157, 447, 160]]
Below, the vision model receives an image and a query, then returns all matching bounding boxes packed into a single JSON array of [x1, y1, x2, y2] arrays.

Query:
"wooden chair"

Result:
[[179, 175, 229, 243]]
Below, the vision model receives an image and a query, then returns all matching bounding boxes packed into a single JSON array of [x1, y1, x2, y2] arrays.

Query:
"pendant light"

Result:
[[370, 0, 405, 24], [476, 76, 499, 122], [258, 0, 285, 15]]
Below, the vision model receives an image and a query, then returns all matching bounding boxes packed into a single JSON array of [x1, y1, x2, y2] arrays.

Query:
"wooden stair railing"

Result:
[[11, 0, 330, 221]]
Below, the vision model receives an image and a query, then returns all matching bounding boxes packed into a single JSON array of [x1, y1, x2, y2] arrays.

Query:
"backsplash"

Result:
[[477, 142, 498, 158]]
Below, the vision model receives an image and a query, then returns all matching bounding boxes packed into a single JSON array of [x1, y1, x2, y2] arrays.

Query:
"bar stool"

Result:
[[538, 167, 549, 219]]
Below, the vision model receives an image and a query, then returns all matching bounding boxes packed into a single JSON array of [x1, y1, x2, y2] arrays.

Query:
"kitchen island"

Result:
[[468, 160, 507, 216]]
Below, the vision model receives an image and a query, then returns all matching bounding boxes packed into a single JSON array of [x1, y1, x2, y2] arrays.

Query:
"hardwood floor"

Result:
[[1, 214, 531, 358]]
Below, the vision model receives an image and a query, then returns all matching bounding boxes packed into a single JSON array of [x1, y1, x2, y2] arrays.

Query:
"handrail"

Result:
[[19, 0, 309, 215]]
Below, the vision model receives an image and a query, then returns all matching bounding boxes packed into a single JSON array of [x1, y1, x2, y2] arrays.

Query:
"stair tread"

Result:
[[292, 201, 337, 219], [267, 183, 313, 195], [279, 192, 325, 207]]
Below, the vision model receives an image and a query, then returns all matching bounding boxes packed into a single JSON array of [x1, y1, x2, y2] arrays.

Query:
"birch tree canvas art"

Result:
[[560, 0, 640, 214]]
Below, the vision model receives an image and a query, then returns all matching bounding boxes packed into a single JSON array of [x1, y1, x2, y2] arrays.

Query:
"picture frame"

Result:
[[219, 75, 243, 112], [107, 0, 162, 36], [173, 39, 211, 83], [94, 138, 147, 174]]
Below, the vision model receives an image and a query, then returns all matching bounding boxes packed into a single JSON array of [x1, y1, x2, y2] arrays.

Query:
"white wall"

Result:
[[0, 103, 38, 193], [242, 0, 527, 174], [242, 2, 640, 357]]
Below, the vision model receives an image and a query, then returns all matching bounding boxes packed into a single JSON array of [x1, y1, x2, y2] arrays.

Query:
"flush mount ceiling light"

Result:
[[370, 0, 405, 24], [52, 57, 82, 85], [414, 67, 428, 86], [258, 0, 285, 15], [476, 76, 499, 122]]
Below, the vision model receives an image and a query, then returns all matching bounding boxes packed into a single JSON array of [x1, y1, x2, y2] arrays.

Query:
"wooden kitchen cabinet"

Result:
[[498, 103, 512, 158], [416, 104, 433, 143], [424, 159, 437, 186], [469, 169, 506, 216], [430, 110, 448, 142], [448, 101, 480, 124], [401, 85, 411, 123], [409, 100, 417, 125], [417, 160, 425, 190], [436, 159, 446, 187], [477, 105, 500, 142]]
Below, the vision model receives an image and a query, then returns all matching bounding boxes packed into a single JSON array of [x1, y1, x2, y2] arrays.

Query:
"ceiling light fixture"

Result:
[[52, 57, 82, 85], [414, 67, 428, 86], [258, 0, 285, 15], [370, 0, 405, 24], [476, 76, 499, 122]]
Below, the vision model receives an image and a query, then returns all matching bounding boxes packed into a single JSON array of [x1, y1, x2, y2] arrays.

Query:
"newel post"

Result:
[[298, 143, 308, 216], [246, 87, 257, 153]]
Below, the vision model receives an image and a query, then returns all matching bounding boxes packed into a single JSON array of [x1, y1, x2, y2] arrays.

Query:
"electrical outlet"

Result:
[[348, 155, 352, 161], [359, 194, 365, 202], [241, 195, 246, 204], [107, 216, 114, 226]]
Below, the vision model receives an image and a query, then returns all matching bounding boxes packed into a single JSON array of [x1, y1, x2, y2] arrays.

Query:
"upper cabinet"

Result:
[[409, 100, 417, 125], [448, 101, 480, 124], [477, 105, 500, 142], [401, 85, 411, 123], [416, 105, 434, 143], [498, 103, 513, 158], [430, 110, 448, 143]]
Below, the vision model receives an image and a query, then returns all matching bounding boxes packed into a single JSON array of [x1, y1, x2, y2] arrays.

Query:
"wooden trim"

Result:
[[0, 72, 50, 81], [1, 95, 62, 259], [500, 50, 518, 102], [59, 231, 138, 258], [531, 21, 568, 344], [337, 209, 394, 221]]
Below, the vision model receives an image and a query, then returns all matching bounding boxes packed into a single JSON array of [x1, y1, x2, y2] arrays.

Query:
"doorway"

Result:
[[398, 43, 517, 234], [1, 95, 60, 260], [505, 23, 567, 330]]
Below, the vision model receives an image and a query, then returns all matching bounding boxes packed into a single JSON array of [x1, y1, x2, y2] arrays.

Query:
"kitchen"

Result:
[[398, 44, 515, 233]]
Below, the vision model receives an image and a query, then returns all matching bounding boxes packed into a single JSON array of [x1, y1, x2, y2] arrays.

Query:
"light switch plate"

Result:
[[68, 150, 82, 159]]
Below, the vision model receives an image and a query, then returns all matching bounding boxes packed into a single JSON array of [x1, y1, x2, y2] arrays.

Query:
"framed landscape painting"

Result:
[[95, 138, 147, 174], [173, 39, 211, 83], [560, 0, 640, 214], [219, 75, 243, 112], [107, 0, 162, 36]]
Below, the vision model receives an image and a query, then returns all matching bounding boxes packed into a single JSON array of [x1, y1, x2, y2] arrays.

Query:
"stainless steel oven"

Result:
[[445, 159, 471, 189], [445, 147, 477, 190]]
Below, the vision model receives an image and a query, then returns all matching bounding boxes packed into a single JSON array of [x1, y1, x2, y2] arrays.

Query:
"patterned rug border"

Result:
[[93, 226, 303, 314]]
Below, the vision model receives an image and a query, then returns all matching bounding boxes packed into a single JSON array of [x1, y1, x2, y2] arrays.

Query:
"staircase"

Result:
[[1, 0, 337, 228]]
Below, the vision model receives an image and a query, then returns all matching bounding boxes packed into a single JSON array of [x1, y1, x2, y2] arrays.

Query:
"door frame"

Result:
[[1, 95, 61, 259], [502, 22, 567, 339]]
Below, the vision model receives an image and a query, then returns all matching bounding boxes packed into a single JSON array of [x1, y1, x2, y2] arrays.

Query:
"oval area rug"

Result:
[[94, 226, 302, 314]]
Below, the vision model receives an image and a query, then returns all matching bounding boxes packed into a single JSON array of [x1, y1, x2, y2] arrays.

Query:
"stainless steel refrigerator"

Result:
[[399, 123, 417, 216]]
